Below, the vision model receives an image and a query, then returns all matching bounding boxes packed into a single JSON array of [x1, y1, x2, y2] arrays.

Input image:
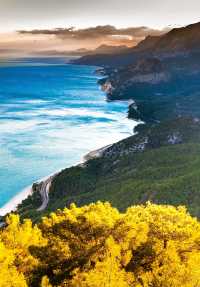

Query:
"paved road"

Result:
[[37, 176, 53, 211]]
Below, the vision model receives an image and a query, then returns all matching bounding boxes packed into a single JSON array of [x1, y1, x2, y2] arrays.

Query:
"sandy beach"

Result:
[[0, 145, 109, 216], [0, 185, 33, 216]]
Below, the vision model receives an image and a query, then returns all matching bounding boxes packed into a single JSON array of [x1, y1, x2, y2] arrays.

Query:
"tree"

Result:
[[41, 276, 52, 287], [0, 241, 27, 287], [0, 202, 200, 286]]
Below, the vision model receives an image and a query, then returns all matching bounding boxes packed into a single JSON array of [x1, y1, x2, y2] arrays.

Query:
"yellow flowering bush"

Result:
[[0, 202, 199, 286]]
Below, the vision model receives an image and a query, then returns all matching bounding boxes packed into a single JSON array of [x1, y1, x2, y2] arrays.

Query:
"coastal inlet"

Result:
[[0, 57, 138, 214]]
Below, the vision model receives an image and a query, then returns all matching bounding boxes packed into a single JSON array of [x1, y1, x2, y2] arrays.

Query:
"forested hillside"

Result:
[[17, 117, 200, 221], [13, 22, 200, 222]]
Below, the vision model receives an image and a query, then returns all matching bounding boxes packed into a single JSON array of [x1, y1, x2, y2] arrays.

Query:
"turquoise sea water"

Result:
[[0, 57, 136, 209]]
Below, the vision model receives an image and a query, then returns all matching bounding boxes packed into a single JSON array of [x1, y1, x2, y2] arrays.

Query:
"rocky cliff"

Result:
[[15, 22, 200, 222]]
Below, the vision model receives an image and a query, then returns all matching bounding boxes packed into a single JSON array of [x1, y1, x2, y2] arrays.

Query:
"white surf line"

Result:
[[0, 144, 113, 216], [37, 145, 113, 212], [0, 185, 33, 216]]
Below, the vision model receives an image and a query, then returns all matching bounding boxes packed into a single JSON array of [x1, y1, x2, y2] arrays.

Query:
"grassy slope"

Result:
[[18, 118, 200, 221]]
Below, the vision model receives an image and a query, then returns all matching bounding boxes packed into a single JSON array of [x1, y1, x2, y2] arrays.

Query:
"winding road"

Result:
[[37, 176, 53, 211]]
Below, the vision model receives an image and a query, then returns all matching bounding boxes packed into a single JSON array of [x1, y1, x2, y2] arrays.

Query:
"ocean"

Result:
[[0, 57, 137, 212]]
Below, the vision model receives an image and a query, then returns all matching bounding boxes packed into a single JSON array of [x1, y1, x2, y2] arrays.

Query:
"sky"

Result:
[[1, 0, 200, 56], [1, 0, 200, 31]]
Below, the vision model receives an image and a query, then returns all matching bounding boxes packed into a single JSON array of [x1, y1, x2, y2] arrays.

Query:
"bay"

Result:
[[0, 57, 137, 209]]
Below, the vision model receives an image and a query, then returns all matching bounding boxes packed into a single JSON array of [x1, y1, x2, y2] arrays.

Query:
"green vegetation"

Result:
[[17, 117, 200, 221], [3, 21, 200, 285]]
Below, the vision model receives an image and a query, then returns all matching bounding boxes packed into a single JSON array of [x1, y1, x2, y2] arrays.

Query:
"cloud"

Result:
[[19, 25, 167, 41], [0, 25, 168, 57]]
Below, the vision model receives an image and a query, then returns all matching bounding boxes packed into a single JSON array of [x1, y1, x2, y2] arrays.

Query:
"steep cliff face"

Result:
[[133, 35, 161, 52], [15, 22, 200, 222], [153, 22, 200, 54], [128, 72, 169, 84], [74, 22, 200, 68], [129, 22, 200, 56], [73, 22, 200, 123], [96, 49, 200, 121], [100, 79, 115, 94], [99, 58, 170, 100], [121, 58, 170, 85]]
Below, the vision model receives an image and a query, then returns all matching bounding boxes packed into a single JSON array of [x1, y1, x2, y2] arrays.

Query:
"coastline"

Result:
[[0, 63, 137, 218], [0, 112, 137, 216], [0, 171, 61, 216], [83, 144, 112, 162], [0, 144, 112, 216], [0, 185, 33, 216]]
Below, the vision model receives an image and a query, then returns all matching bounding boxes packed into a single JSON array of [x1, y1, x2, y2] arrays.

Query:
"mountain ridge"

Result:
[[74, 21, 200, 67], [7, 21, 200, 222]]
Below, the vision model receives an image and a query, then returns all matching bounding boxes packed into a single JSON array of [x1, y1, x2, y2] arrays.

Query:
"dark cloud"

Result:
[[19, 25, 167, 41]]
